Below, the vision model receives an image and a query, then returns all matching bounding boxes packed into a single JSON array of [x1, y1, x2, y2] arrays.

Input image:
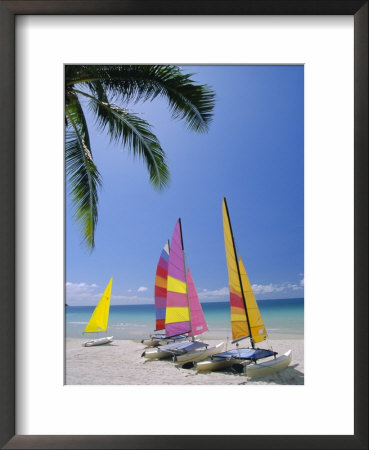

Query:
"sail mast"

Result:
[[223, 198, 254, 348], [178, 218, 194, 342]]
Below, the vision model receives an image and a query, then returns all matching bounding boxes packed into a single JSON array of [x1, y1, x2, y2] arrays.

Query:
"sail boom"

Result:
[[231, 336, 249, 344]]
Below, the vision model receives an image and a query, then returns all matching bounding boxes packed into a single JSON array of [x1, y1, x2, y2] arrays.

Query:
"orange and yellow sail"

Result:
[[222, 198, 266, 343], [239, 256, 267, 343]]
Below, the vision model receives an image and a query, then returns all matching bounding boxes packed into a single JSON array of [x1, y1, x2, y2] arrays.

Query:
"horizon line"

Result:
[[66, 297, 304, 307]]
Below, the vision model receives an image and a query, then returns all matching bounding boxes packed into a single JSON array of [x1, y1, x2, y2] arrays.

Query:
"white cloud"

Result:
[[66, 282, 101, 306], [198, 276, 304, 302], [251, 274, 304, 296], [252, 281, 304, 294], [198, 287, 229, 301], [66, 282, 98, 294], [66, 282, 96, 289], [252, 283, 284, 294], [66, 273, 304, 306], [110, 294, 152, 305], [66, 281, 152, 306], [252, 278, 305, 297]]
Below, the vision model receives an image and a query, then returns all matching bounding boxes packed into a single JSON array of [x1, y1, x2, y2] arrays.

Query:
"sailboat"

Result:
[[196, 198, 292, 377], [174, 267, 224, 365], [83, 277, 114, 347], [142, 219, 224, 362], [141, 241, 187, 347]]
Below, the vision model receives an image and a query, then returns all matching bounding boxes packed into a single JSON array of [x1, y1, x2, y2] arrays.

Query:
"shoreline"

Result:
[[66, 338, 304, 385], [66, 330, 304, 341]]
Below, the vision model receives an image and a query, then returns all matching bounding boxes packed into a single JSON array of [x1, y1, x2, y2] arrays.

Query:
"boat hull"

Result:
[[141, 334, 188, 347], [83, 336, 113, 347], [245, 350, 292, 378], [141, 348, 172, 359], [196, 358, 236, 372], [142, 339, 210, 360], [175, 342, 225, 365], [156, 336, 187, 346], [141, 339, 161, 347]]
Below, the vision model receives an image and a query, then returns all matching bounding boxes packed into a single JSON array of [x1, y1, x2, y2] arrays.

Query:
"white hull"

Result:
[[141, 348, 172, 359], [141, 339, 161, 347], [196, 358, 236, 372], [175, 342, 225, 365], [245, 350, 292, 378], [141, 335, 188, 347], [83, 336, 113, 347]]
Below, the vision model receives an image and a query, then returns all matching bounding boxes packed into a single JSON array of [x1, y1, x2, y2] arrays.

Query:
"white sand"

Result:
[[66, 338, 304, 385]]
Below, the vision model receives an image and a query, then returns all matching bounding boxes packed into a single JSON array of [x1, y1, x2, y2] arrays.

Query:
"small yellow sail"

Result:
[[238, 257, 267, 343], [84, 277, 113, 333]]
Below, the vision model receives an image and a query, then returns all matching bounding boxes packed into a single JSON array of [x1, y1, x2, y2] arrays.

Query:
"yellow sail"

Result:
[[84, 277, 113, 333], [238, 256, 267, 343], [222, 199, 250, 341]]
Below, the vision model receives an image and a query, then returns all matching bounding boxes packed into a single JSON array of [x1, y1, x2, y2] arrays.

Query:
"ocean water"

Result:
[[66, 298, 304, 340]]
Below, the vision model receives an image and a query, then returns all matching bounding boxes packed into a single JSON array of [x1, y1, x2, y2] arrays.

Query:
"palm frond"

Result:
[[66, 92, 92, 149], [65, 104, 101, 250], [73, 89, 169, 190], [66, 65, 215, 133], [64, 65, 215, 251]]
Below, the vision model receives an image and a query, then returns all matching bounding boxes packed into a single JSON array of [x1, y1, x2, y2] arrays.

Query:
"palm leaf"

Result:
[[73, 89, 169, 190], [64, 65, 216, 251], [66, 65, 215, 133], [65, 101, 101, 249]]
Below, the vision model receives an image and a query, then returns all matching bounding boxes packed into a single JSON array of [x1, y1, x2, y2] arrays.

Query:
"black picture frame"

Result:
[[0, 1, 367, 449]]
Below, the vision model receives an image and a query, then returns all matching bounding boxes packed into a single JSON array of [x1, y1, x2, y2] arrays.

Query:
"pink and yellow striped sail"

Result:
[[222, 199, 249, 341], [187, 268, 208, 337], [154, 242, 169, 331], [238, 256, 267, 343], [165, 220, 191, 337]]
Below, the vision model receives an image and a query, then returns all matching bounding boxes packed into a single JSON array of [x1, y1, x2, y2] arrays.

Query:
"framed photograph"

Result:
[[1, 1, 367, 449]]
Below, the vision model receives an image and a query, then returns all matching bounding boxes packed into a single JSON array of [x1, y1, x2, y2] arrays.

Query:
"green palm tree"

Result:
[[65, 65, 215, 250]]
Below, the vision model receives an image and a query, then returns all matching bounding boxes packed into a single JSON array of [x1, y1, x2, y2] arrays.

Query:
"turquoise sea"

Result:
[[66, 298, 304, 340]]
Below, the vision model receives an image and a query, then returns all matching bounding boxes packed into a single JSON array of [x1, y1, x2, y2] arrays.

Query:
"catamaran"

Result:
[[142, 219, 224, 363], [196, 198, 292, 377], [174, 267, 224, 365], [83, 277, 114, 347], [141, 241, 187, 347]]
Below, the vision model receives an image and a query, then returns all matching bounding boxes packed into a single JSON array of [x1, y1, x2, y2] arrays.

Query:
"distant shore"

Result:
[[66, 338, 304, 385]]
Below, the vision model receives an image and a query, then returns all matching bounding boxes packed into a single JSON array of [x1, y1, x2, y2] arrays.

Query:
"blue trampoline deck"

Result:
[[212, 348, 276, 361], [159, 340, 208, 354]]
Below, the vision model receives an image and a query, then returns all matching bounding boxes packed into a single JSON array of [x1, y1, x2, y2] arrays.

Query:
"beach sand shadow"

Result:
[[238, 364, 304, 385], [186, 363, 304, 385], [142, 357, 174, 365]]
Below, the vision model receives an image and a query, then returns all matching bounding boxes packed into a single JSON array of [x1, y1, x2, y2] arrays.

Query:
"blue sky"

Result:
[[66, 65, 304, 306]]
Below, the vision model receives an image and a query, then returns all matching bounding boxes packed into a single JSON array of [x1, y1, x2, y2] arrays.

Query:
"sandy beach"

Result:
[[66, 338, 304, 385]]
